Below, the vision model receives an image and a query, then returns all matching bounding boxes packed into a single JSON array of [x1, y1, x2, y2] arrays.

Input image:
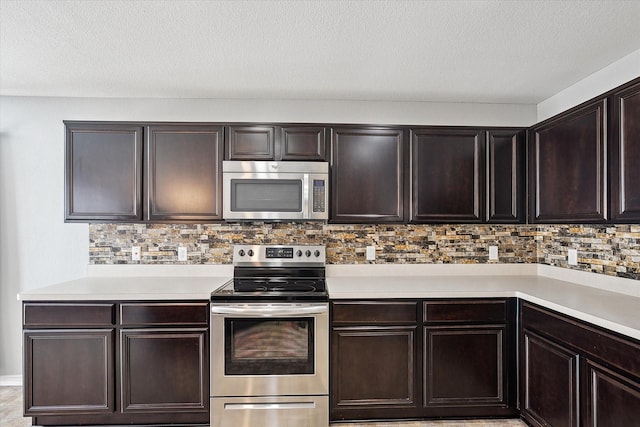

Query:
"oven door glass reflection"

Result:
[[225, 317, 315, 375]]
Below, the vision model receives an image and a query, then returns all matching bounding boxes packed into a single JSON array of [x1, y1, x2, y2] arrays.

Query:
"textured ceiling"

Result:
[[1, 0, 639, 103]]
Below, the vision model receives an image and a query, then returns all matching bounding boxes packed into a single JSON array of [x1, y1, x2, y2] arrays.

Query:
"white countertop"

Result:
[[17, 263, 640, 341]]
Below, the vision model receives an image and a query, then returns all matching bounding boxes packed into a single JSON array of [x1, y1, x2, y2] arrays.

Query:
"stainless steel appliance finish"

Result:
[[210, 244, 329, 427], [210, 396, 329, 427], [222, 161, 329, 221]]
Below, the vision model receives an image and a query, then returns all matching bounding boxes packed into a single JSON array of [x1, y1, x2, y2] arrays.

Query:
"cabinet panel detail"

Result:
[[23, 303, 115, 327], [120, 302, 209, 326], [424, 326, 504, 406], [486, 130, 525, 222], [226, 126, 276, 160], [65, 123, 142, 221], [332, 301, 417, 325], [612, 81, 640, 222], [146, 125, 223, 221], [522, 302, 640, 380], [331, 127, 405, 223], [583, 360, 640, 427], [423, 300, 506, 323], [530, 99, 607, 222], [523, 330, 579, 427], [24, 330, 114, 415], [331, 327, 416, 408], [281, 126, 327, 160], [411, 129, 485, 222], [120, 329, 208, 413]]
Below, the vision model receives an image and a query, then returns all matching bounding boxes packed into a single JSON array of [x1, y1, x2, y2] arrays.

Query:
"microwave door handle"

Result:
[[302, 174, 310, 218], [210, 305, 328, 317]]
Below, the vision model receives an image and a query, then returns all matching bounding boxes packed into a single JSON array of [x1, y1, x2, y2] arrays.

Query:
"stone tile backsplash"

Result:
[[89, 223, 640, 280]]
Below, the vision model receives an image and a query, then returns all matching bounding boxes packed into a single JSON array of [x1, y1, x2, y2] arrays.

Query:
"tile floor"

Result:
[[1, 386, 526, 427]]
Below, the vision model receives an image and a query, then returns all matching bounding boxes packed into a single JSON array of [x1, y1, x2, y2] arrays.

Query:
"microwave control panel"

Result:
[[312, 180, 326, 212]]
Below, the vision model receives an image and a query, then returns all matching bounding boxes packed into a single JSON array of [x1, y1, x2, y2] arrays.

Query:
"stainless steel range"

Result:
[[210, 244, 328, 427]]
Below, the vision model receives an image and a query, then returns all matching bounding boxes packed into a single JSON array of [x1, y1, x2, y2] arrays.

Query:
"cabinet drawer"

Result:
[[23, 303, 115, 327], [424, 300, 506, 323], [120, 303, 209, 326], [332, 301, 417, 325]]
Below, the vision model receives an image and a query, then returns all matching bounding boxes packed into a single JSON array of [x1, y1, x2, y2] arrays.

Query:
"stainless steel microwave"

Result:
[[223, 161, 329, 221]]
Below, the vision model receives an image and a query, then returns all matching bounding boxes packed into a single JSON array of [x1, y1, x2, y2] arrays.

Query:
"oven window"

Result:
[[231, 179, 302, 212], [225, 317, 314, 375]]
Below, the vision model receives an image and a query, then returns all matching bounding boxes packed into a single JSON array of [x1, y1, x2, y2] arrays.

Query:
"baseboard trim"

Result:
[[0, 374, 22, 386]]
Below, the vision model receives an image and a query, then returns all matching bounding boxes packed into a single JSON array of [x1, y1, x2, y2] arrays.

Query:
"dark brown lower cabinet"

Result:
[[120, 329, 207, 413], [425, 326, 507, 408], [583, 360, 640, 427], [330, 299, 516, 421], [23, 301, 209, 426], [521, 301, 640, 427], [24, 329, 115, 415], [331, 301, 420, 420], [522, 330, 579, 427]]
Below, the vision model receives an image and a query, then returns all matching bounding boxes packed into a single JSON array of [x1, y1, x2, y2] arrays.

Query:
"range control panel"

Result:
[[233, 244, 326, 265]]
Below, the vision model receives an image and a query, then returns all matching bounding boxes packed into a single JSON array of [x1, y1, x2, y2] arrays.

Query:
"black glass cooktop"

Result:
[[211, 267, 328, 301]]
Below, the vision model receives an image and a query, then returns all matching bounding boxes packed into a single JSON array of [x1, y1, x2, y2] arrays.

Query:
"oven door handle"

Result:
[[210, 305, 328, 317]]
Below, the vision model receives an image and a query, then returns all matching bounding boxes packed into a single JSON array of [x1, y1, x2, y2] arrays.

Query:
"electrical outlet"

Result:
[[178, 246, 188, 262], [366, 245, 376, 261], [489, 245, 499, 261], [568, 248, 578, 266], [131, 246, 141, 261]]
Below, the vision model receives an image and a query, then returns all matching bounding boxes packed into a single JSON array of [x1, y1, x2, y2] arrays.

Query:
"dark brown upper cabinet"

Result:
[[225, 125, 328, 161], [611, 79, 640, 222], [330, 127, 406, 223], [411, 128, 485, 223], [529, 98, 607, 223], [65, 122, 143, 222], [281, 126, 327, 160], [226, 125, 276, 160], [486, 129, 526, 223], [145, 125, 223, 222]]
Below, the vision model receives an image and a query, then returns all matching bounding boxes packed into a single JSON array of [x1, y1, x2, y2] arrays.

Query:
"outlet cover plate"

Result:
[[489, 246, 499, 261]]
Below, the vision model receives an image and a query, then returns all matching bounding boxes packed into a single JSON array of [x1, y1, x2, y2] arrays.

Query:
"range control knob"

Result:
[[305, 250, 311, 257], [314, 250, 321, 257], [238, 249, 245, 257], [247, 249, 254, 257], [296, 250, 303, 257]]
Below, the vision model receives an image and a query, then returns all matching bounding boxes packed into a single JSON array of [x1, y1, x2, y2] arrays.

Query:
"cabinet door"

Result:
[[611, 80, 640, 222], [281, 126, 327, 160], [120, 328, 208, 413], [522, 330, 579, 427], [486, 129, 525, 223], [146, 125, 223, 221], [411, 129, 485, 222], [583, 360, 640, 427], [529, 99, 607, 223], [65, 122, 142, 221], [331, 326, 419, 420], [331, 127, 406, 223], [424, 326, 506, 408], [24, 329, 115, 415], [226, 125, 276, 160]]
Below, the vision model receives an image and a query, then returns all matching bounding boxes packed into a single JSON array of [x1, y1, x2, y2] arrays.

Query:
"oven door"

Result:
[[210, 302, 329, 397]]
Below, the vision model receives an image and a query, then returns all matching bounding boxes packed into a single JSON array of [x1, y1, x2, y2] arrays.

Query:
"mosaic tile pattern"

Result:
[[88, 223, 640, 281], [535, 224, 640, 280], [89, 223, 536, 265]]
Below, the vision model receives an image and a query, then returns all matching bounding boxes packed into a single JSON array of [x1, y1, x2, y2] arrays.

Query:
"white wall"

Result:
[[0, 96, 535, 379], [537, 48, 640, 121]]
